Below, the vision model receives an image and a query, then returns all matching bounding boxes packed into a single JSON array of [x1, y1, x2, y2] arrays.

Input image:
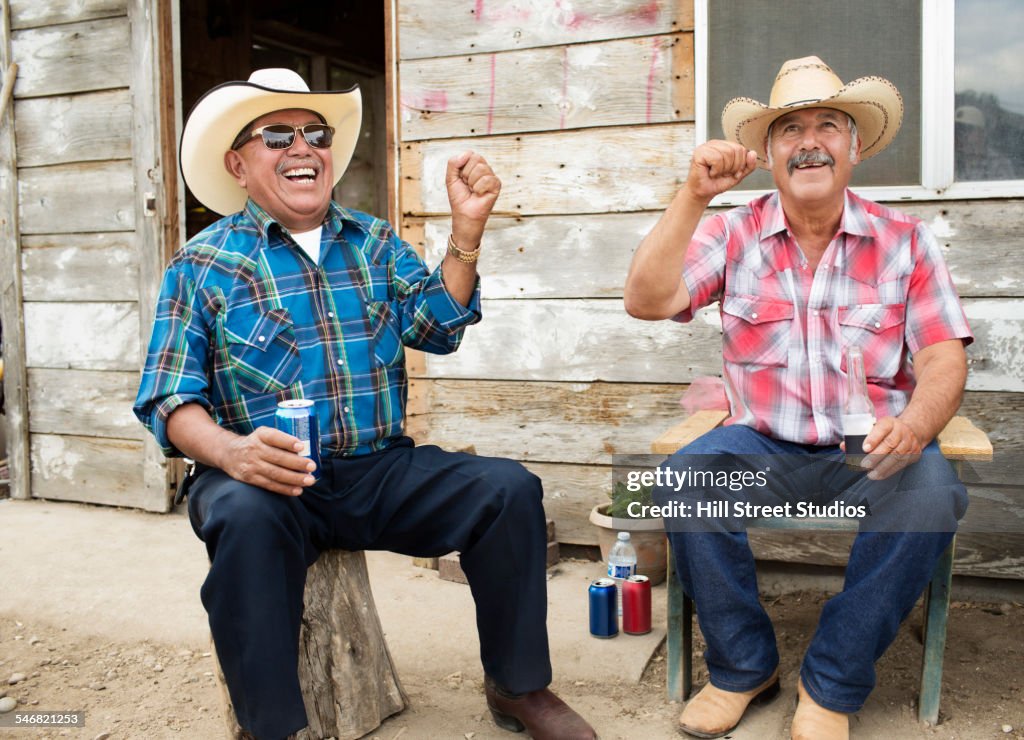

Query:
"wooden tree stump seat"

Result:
[[215, 549, 407, 740]]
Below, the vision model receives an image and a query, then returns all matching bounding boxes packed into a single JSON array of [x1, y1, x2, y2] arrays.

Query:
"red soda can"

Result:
[[622, 575, 651, 635]]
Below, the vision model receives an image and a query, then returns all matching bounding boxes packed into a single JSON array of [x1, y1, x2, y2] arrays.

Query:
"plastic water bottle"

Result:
[[607, 532, 637, 616]]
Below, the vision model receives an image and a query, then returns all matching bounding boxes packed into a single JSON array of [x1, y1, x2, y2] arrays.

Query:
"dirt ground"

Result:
[[2, 589, 1023, 739], [1, 498, 1023, 739]]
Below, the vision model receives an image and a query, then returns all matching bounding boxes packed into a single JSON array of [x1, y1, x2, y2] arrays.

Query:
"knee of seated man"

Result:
[[874, 449, 968, 525], [913, 449, 968, 513], [205, 479, 300, 535], [476, 457, 544, 507]]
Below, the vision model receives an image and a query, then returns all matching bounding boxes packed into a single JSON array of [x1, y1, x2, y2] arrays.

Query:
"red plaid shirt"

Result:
[[676, 190, 973, 445]]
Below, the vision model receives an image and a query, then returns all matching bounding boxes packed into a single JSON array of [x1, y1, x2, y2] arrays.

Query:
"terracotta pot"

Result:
[[589, 504, 668, 586]]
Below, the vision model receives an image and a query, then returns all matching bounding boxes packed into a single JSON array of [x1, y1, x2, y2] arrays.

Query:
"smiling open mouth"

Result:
[[787, 151, 835, 175], [282, 166, 318, 183]]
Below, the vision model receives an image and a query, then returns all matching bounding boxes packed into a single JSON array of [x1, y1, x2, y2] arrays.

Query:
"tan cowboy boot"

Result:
[[791, 678, 850, 740], [678, 669, 780, 738]]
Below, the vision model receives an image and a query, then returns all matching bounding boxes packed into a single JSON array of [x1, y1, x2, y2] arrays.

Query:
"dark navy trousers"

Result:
[[187, 438, 552, 740]]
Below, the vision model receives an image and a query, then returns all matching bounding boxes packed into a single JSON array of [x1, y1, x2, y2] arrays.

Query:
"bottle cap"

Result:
[[617, 532, 630, 541]]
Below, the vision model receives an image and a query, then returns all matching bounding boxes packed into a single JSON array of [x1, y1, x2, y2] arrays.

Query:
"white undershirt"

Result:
[[290, 226, 323, 264]]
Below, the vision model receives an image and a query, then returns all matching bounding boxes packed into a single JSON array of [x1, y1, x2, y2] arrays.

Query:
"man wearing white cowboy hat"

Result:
[[625, 56, 972, 739], [134, 69, 596, 740]]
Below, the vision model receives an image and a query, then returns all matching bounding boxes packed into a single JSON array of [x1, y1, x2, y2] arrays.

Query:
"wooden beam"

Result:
[[28, 368, 145, 440], [398, 33, 692, 141], [9, 0, 125, 31], [385, 0, 401, 228], [10, 17, 131, 99], [0, 2, 29, 499], [22, 234, 139, 301], [14, 89, 132, 167], [28, 434, 167, 511], [938, 416, 993, 461], [401, 123, 694, 217], [129, 0, 174, 511], [24, 301, 140, 371], [406, 378, 692, 464], [398, 0, 694, 60], [19, 160, 135, 234], [410, 199, 1024, 300], [650, 410, 729, 455]]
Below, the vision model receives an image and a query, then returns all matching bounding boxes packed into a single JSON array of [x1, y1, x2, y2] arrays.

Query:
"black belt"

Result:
[[173, 460, 210, 506]]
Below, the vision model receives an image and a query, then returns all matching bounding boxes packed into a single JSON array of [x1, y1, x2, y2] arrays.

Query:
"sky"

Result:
[[955, 0, 1024, 115]]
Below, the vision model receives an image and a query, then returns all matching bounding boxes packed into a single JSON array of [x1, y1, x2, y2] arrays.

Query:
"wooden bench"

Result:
[[214, 550, 407, 740], [651, 410, 993, 724]]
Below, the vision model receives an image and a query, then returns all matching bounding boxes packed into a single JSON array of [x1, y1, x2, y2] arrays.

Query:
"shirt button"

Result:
[[343, 406, 350, 413], [813, 310, 820, 317], [258, 335, 266, 342], [751, 312, 758, 319], [874, 321, 882, 328], [336, 359, 344, 366], [327, 311, 335, 318]]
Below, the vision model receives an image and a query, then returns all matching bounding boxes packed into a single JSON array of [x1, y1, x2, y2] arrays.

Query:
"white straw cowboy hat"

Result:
[[721, 55, 903, 169], [180, 68, 362, 216]]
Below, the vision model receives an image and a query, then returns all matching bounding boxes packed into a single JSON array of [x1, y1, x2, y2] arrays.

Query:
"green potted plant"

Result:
[[589, 481, 668, 585]]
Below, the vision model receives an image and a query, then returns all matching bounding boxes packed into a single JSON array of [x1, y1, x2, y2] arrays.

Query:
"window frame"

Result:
[[694, 0, 1024, 206]]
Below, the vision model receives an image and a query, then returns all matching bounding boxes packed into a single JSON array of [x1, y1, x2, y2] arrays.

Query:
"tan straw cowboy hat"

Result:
[[180, 68, 362, 216], [721, 55, 903, 169]]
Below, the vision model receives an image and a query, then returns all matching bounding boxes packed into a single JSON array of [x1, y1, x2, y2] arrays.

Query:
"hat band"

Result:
[[783, 98, 824, 108]]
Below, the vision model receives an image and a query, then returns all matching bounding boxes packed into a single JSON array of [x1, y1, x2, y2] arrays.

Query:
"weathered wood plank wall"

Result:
[[397, 0, 697, 549], [395, 0, 1024, 578], [4, 0, 169, 510]]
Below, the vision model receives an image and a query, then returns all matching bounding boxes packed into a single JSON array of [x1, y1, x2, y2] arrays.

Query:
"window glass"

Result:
[[707, 0, 921, 189], [954, 0, 1024, 181]]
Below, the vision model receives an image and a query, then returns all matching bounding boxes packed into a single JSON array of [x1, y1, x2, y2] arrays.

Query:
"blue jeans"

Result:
[[654, 424, 967, 713]]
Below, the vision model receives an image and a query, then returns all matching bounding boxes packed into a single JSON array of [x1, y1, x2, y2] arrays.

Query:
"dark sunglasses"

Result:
[[233, 123, 335, 151]]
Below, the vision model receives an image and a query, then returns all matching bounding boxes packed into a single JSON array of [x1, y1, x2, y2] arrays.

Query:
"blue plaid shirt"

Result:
[[133, 199, 481, 457]]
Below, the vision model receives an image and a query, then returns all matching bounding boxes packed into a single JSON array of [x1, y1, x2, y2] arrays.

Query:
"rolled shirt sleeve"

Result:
[[390, 234, 482, 353]]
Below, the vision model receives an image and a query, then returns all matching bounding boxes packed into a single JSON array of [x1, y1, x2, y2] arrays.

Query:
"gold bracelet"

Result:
[[447, 233, 481, 264]]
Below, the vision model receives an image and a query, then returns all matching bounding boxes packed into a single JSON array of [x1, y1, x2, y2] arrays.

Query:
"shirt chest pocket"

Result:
[[721, 295, 794, 368], [364, 264, 404, 368], [223, 308, 302, 395], [838, 303, 905, 380]]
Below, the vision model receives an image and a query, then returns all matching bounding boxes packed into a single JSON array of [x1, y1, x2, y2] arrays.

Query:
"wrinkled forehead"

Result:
[[771, 107, 849, 128]]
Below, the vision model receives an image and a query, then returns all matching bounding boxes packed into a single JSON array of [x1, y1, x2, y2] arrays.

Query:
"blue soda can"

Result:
[[589, 578, 618, 638], [275, 399, 320, 479]]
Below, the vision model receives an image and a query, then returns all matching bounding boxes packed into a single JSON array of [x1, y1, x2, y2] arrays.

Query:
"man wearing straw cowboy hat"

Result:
[[134, 69, 596, 740], [625, 56, 972, 739]]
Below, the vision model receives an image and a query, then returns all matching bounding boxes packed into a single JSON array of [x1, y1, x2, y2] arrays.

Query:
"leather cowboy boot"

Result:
[[791, 677, 849, 740], [484, 676, 597, 739], [678, 669, 780, 738]]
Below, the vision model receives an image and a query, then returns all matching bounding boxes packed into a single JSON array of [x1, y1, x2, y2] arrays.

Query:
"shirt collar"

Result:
[[757, 188, 877, 242], [242, 199, 370, 244]]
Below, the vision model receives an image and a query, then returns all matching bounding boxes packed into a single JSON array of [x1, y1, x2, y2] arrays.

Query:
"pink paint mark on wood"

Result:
[[487, 54, 497, 135], [557, 0, 661, 30], [645, 37, 662, 124], [401, 90, 449, 113], [474, 0, 485, 21], [627, 0, 661, 27]]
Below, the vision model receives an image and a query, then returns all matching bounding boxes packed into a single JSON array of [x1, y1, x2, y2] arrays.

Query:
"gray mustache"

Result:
[[787, 150, 835, 175]]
